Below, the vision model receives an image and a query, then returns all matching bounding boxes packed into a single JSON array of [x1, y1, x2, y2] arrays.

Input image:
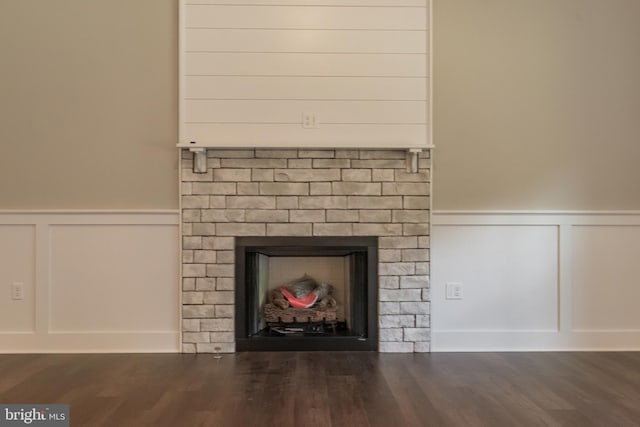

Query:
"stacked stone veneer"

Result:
[[180, 149, 431, 353]]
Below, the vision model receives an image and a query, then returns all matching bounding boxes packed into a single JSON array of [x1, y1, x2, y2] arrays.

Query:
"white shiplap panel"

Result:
[[182, 123, 427, 147], [185, 29, 427, 54], [185, 76, 427, 100], [185, 5, 427, 30], [179, 0, 431, 148], [186, 53, 426, 77], [187, 0, 426, 5], [185, 100, 427, 124]]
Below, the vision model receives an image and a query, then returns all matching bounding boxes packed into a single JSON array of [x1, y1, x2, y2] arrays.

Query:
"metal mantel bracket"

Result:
[[406, 149, 422, 173], [190, 147, 207, 173]]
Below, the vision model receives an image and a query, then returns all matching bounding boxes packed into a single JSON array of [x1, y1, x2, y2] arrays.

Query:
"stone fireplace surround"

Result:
[[180, 148, 431, 353]]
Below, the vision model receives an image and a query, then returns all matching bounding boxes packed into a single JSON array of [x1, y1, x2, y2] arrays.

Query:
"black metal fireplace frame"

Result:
[[235, 236, 378, 351]]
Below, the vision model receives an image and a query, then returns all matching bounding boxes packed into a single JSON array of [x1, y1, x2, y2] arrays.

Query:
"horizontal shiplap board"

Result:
[[185, 76, 427, 100], [185, 5, 427, 30], [185, 100, 427, 124], [187, 0, 426, 5], [186, 29, 427, 54], [186, 53, 426, 77], [182, 123, 426, 147], [179, 0, 431, 148]]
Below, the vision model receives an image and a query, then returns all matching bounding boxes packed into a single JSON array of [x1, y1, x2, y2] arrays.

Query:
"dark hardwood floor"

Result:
[[1, 352, 640, 426]]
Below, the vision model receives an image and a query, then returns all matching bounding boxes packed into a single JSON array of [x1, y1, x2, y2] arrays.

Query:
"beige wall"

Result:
[[1, 1, 639, 210], [0, 0, 178, 209], [433, 0, 640, 210]]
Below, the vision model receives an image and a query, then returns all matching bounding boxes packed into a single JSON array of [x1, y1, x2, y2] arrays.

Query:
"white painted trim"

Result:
[[434, 210, 640, 217], [0, 210, 180, 215], [36, 222, 50, 334], [179, 0, 186, 145], [433, 210, 640, 225], [0, 332, 180, 354], [428, 0, 433, 148], [178, 150, 185, 350], [176, 143, 436, 150], [558, 223, 572, 333], [432, 331, 640, 352], [0, 211, 179, 226], [0, 211, 181, 353], [431, 210, 640, 352]]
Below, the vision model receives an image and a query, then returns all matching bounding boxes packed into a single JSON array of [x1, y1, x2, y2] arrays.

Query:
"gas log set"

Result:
[[263, 275, 339, 335]]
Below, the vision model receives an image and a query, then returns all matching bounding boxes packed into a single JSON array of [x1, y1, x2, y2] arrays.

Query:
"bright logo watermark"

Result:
[[0, 405, 68, 426]]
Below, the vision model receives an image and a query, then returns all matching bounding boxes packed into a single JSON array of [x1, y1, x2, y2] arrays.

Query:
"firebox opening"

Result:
[[235, 236, 378, 351]]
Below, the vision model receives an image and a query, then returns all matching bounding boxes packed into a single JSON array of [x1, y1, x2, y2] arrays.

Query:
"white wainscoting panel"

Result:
[[49, 225, 179, 333], [0, 212, 180, 353], [571, 225, 640, 331], [432, 212, 640, 351], [0, 225, 36, 333], [432, 225, 558, 332]]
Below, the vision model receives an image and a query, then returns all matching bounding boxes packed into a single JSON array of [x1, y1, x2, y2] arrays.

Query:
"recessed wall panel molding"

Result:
[[179, 1, 432, 149], [0, 225, 36, 333], [0, 211, 180, 353], [571, 225, 640, 331], [431, 211, 640, 351], [49, 224, 179, 334]]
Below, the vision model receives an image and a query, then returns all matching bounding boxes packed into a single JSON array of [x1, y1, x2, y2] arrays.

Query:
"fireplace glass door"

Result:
[[235, 236, 378, 351]]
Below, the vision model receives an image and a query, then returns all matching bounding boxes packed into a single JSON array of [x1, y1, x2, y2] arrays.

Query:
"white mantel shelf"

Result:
[[178, 144, 432, 173], [176, 143, 435, 150]]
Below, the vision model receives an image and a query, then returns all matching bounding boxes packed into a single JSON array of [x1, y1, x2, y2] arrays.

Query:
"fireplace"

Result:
[[235, 236, 378, 351], [181, 148, 431, 353]]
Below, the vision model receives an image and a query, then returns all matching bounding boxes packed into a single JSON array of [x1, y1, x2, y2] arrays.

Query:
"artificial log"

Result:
[[264, 274, 337, 323], [263, 303, 337, 324]]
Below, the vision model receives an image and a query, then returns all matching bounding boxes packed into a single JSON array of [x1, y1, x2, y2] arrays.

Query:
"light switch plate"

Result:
[[11, 282, 25, 300], [445, 282, 463, 300]]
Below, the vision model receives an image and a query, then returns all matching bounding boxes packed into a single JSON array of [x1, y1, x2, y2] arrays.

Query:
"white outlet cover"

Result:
[[302, 112, 320, 129]]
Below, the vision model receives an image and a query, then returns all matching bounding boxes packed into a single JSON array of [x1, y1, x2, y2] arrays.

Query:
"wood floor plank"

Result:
[[379, 355, 446, 427], [348, 353, 408, 427], [1, 352, 639, 427]]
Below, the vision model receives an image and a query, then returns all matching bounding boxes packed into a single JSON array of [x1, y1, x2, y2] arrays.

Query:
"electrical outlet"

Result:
[[11, 282, 25, 300], [445, 282, 463, 300], [302, 112, 320, 129]]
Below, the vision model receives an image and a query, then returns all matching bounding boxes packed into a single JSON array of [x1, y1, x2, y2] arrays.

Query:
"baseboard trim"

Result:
[[432, 330, 640, 352], [0, 332, 180, 353]]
